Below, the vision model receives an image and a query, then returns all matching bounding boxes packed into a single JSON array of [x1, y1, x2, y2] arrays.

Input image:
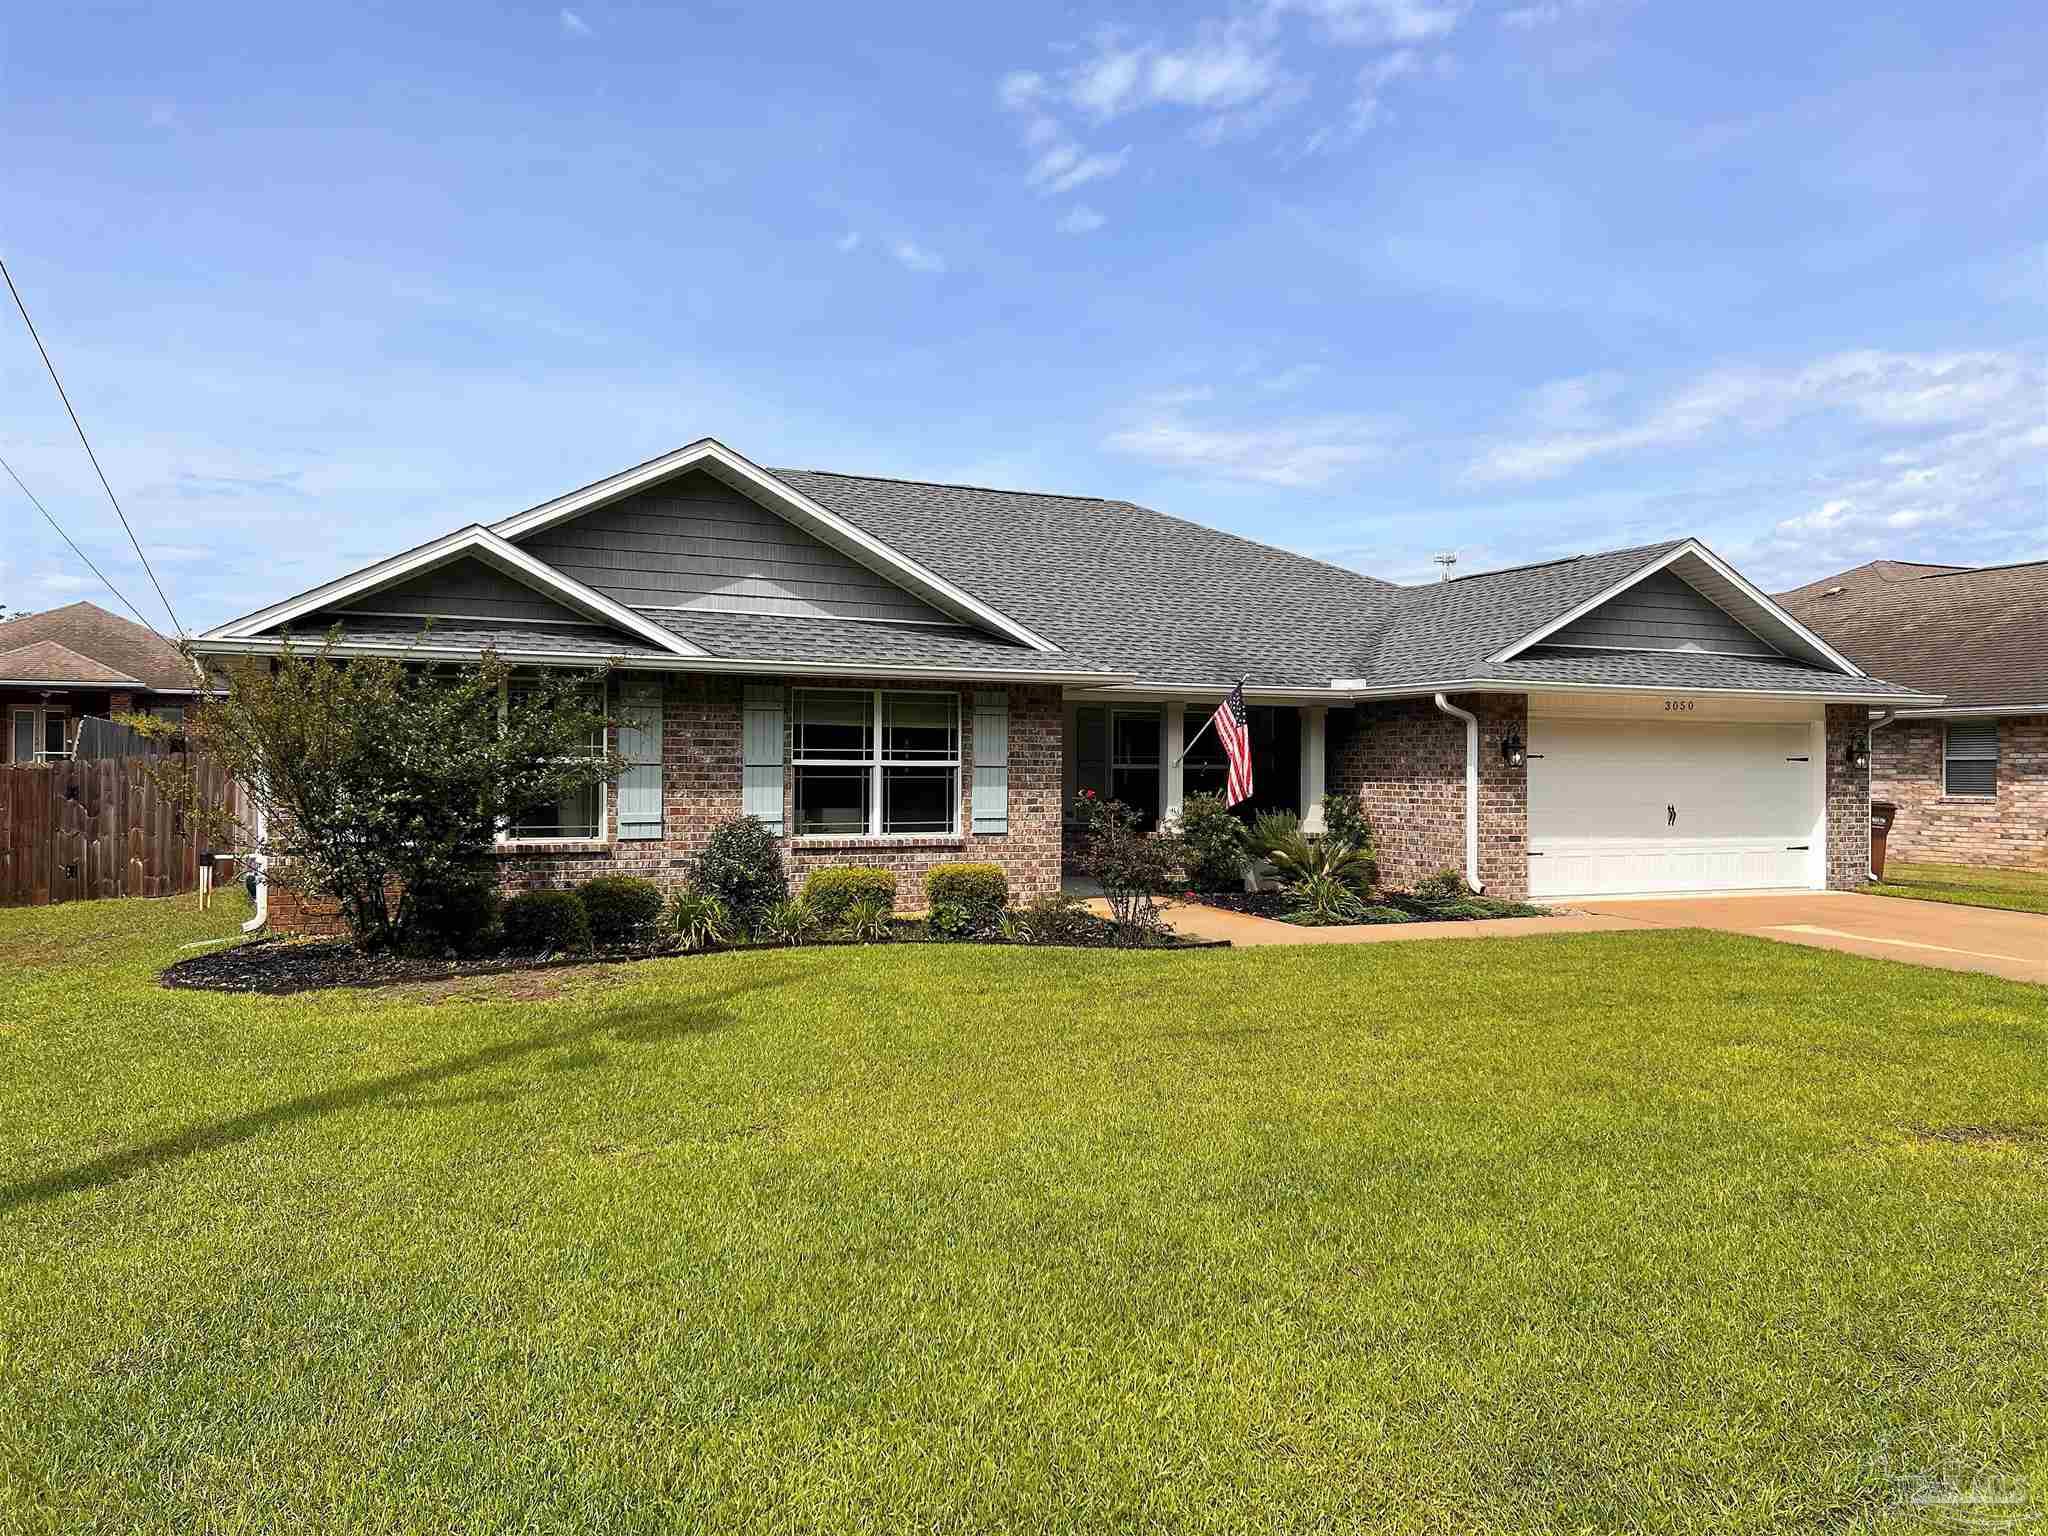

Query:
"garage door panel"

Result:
[[1527, 718, 1817, 898]]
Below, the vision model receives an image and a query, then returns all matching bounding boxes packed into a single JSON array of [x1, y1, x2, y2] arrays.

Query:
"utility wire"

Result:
[[1, 257, 185, 636], [0, 453, 162, 635]]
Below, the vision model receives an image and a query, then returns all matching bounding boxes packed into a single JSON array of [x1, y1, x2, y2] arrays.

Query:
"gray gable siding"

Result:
[[341, 556, 581, 624], [1545, 569, 1781, 656], [516, 469, 949, 624]]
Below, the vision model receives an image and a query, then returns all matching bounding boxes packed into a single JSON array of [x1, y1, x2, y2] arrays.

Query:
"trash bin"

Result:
[[1870, 800, 1898, 881]]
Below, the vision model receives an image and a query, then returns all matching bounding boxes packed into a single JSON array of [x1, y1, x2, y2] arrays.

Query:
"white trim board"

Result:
[[1487, 541, 1867, 676], [201, 525, 708, 659], [488, 438, 1060, 654]]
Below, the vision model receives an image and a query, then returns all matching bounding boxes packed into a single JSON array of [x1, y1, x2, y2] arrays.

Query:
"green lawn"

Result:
[[3, 897, 2046, 1535], [1867, 859, 2048, 915]]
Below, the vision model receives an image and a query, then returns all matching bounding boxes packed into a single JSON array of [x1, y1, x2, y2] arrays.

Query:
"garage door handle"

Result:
[[1667, 804, 1677, 827]]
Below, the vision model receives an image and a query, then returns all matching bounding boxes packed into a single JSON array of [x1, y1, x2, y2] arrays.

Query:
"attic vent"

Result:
[[1821, 585, 1845, 597]]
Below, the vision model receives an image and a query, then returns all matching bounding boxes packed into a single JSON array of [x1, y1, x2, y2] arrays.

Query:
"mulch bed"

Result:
[[1182, 890, 1550, 925], [162, 918, 1223, 996]]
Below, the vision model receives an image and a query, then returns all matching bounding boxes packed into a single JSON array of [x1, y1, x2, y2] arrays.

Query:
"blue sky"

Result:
[[2, 0, 2042, 635]]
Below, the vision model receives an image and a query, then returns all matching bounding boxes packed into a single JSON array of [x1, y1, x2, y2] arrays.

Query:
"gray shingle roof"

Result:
[[773, 469, 1408, 687], [1495, 649, 1931, 697], [644, 611, 1109, 674], [294, 614, 673, 657]]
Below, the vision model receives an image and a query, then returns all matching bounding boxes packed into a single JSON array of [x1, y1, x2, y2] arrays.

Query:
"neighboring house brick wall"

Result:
[[1872, 715, 2048, 870], [1825, 703, 1872, 890], [269, 673, 1064, 931], [1329, 693, 1529, 899]]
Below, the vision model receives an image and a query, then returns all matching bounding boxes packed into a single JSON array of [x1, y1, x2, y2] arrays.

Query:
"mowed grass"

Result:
[[3, 898, 2046, 1535], [1868, 859, 2048, 915]]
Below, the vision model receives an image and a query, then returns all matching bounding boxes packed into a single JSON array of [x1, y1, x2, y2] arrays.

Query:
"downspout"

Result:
[[1432, 693, 1484, 893], [242, 793, 268, 934], [1865, 709, 1899, 882]]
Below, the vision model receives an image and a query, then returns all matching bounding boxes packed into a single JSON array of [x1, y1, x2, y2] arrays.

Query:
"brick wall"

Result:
[[268, 672, 1065, 931], [1872, 714, 2048, 870], [1824, 703, 1872, 890], [1329, 693, 1529, 898]]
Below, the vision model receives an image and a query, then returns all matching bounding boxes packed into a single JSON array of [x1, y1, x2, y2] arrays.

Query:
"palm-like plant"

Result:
[[1253, 813, 1376, 893]]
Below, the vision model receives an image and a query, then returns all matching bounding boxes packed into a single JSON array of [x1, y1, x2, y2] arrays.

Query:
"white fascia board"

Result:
[[1064, 682, 1349, 705], [203, 526, 707, 658], [1484, 540, 1867, 677], [189, 635, 1119, 685], [1892, 702, 2044, 718], [488, 437, 1061, 654], [1329, 677, 1943, 706]]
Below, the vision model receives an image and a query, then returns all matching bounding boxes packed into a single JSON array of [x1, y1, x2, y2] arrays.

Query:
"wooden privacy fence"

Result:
[[0, 756, 239, 909]]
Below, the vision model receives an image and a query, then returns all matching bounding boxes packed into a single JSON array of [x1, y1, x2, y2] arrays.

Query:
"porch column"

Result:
[[1299, 705, 1328, 831], [1163, 702, 1185, 824]]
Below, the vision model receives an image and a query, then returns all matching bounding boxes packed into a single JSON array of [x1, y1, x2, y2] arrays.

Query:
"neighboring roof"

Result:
[[1777, 559, 2048, 709], [0, 638, 142, 686], [773, 468, 1407, 688], [1494, 648, 1928, 698], [0, 601, 190, 690]]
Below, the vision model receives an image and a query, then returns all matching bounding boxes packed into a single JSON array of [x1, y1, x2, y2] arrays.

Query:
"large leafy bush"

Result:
[[1178, 792, 1249, 891], [923, 863, 1007, 927], [801, 866, 897, 927], [689, 816, 788, 934], [578, 875, 664, 944], [502, 889, 591, 953]]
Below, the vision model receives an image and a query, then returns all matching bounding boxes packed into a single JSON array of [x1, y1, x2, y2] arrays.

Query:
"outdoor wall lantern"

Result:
[[1845, 738, 1868, 770], [1501, 730, 1525, 768]]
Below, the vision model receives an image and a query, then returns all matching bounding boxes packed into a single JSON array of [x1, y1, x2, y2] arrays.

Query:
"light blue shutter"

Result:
[[972, 690, 1009, 834], [744, 685, 785, 833], [617, 680, 664, 840]]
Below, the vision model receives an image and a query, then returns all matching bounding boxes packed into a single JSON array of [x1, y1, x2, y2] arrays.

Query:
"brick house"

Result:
[[190, 438, 1935, 930], [1, 601, 202, 763], [1779, 560, 2047, 870]]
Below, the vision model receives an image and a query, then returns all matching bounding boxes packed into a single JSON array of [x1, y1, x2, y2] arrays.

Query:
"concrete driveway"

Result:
[[1574, 892, 2047, 985]]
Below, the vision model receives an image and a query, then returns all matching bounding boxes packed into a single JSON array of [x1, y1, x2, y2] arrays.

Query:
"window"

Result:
[[1944, 721, 1998, 798], [11, 708, 70, 764], [1183, 714, 1231, 802], [147, 704, 187, 727], [792, 688, 959, 837], [10, 709, 32, 766], [1110, 710, 1162, 828], [504, 673, 606, 840]]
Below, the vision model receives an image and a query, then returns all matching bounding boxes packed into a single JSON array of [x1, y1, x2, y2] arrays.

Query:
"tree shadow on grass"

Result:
[[0, 974, 793, 1214]]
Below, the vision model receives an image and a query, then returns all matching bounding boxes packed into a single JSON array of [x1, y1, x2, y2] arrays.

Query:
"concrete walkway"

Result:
[[1116, 890, 2046, 984], [1576, 892, 2047, 986]]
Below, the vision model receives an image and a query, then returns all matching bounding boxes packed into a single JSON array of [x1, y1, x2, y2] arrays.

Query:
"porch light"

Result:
[[1846, 738, 1868, 770], [1501, 730, 1525, 768]]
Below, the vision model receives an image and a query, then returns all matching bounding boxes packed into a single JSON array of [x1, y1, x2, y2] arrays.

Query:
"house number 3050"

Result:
[[1663, 699, 1695, 712]]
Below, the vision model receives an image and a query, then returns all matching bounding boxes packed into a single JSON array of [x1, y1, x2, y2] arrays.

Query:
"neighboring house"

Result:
[[191, 438, 1936, 929], [0, 601, 199, 764], [1778, 559, 2047, 870]]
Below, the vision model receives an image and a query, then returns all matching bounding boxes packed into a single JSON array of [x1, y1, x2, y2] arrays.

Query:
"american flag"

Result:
[[1210, 682, 1254, 807]]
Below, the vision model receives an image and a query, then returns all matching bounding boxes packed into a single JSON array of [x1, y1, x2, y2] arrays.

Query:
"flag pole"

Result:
[[1171, 676, 1248, 766]]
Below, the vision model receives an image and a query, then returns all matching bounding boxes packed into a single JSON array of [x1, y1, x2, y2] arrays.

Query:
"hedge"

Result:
[[801, 867, 898, 926], [923, 863, 1007, 922]]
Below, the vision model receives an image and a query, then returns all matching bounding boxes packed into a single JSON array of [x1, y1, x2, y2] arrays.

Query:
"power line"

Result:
[[0, 453, 163, 635], [1, 257, 185, 636]]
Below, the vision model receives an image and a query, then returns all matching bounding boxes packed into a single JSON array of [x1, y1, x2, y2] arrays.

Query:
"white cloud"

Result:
[[1466, 350, 2041, 485], [558, 8, 592, 37], [1070, 42, 1149, 117], [37, 571, 97, 593], [1056, 205, 1107, 235], [835, 231, 862, 253], [892, 241, 946, 274], [1146, 33, 1284, 110], [1027, 143, 1130, 195], [997, 70, 1045, 110], [1271, 0, 1468, 44], [1106, 403, 1397, 486]]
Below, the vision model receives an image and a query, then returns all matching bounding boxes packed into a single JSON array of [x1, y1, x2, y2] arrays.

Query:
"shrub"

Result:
[[1256, 814, 1376, 895], [690, 816, 787, 934], [501, 888, 591, 953], [757, 898, 821, 947], [926, 900, 974, 940], [1414, 868, 1470, 904], [844, 892, 894, 943], [1178, 792, 1249, 891], [407, 874, 501, 957], [1004, 890, 1096, 946], [1290, 871, 1369, 926], [667, 889, 732, 952], [1070, 791, 1182, 943], [924, 863, 1007, 925], [802, 866, 897, 928], [578, 875, 664, 945], [1320, 792, 1373, 853]]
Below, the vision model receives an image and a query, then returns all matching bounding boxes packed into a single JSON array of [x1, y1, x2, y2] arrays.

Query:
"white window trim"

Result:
[[11, 706, 70, 764], [1942, 720, 1999, 799], [497, 674, 610, 844], [792, 687, 961, 840]]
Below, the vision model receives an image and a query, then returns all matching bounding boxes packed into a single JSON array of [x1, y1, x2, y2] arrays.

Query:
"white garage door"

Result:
[[1527, 718, 1817, 898]]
